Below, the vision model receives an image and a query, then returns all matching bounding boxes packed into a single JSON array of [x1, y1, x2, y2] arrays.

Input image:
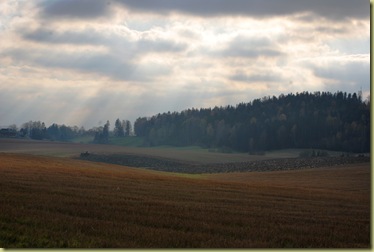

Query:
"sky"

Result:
[[0, 0, 370, 129]]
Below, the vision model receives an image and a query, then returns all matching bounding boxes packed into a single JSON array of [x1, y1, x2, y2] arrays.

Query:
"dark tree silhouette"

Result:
[[94, 120, 110, 144], [114, 118, 125, 137], [134, 91, 370, 153]]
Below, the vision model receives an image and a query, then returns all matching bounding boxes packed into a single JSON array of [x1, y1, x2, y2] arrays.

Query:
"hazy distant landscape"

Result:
[[0, 91, 371, 248], [3, 92, 370, 155], [0, 92, 370, 248]]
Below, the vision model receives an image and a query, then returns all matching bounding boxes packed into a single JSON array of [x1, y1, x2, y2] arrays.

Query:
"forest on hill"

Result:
[[3, 91, 369, 154], [134, 91, 370, 153]]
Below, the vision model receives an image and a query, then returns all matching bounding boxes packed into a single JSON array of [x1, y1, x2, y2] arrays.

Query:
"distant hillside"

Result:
[[134, 91, 370, 153]]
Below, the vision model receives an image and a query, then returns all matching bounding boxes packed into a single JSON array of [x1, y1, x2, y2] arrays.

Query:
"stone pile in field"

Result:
[[200, 156, 370, 173], [78, 153, 369, 174]]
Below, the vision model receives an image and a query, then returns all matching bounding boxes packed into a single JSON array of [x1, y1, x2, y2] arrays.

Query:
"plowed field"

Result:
[[0, 153, 370, 248]]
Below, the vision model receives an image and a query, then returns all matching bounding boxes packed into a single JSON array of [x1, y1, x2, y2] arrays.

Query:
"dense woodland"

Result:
[[4, 91, 370, 153], [134, 91, 370, 153]]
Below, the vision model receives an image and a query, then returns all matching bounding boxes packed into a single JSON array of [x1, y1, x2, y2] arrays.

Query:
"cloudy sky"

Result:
[[0, 0, 370, 128]]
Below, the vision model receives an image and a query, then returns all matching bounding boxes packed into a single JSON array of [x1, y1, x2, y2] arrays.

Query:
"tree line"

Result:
[[11, 118, 133, 143], [134, 91, 370, 153], [4, 91, 370, 153], [93, 119, 132, 143]]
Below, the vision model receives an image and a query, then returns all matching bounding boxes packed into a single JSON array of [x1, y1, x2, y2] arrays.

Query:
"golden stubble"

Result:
[[0, 153, 370, 248]]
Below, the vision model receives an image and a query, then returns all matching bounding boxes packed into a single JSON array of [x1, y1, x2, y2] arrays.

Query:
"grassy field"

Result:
[[0, 138, 310, 163], [69, 135, 94, 144], [108, 136, 145, 147], [0, 153, 370, 248]]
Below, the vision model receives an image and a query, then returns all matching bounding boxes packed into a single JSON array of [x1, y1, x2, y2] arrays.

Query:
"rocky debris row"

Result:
[[199, 156, 370, 173], [79, 153, 192, 173], [78, 153, 370, 174]]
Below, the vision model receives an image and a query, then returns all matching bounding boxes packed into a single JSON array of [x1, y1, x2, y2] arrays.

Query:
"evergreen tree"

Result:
[[125, 120, 132, 136], [114, 118, 125, 137]]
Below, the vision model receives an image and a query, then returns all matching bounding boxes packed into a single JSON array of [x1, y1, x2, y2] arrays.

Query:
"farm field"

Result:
[[0, 138, 342, 163], [0, 152, 370, 248]]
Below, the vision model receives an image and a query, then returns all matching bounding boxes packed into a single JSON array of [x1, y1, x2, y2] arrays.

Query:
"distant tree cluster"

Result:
[[19, 121, 47, 140], [113, 118, 132, 137], [15, 118, 133, 144], [19, 121, 88, 141], [47, 123, 86, 141], [134, 91, 370, 153], [93, 118, 133, 143]]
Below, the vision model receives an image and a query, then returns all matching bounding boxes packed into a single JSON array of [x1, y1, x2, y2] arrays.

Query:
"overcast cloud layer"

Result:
[[0, 0, 370, 128]]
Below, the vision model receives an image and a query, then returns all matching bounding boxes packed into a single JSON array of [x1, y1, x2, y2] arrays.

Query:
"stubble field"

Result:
[[0, 150, 370, 248]]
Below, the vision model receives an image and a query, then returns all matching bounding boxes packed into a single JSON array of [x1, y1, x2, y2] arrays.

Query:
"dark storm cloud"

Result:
[[22, 27, 109, 45], [21, 27, 187, 54], [115, 0, 368, 20], [38, 0, 368, 21], [39, 0, 112, 20]]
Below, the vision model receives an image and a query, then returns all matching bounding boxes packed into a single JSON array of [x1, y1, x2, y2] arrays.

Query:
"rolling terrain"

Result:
[[0, 138, 345, 161], [0, 148, 370, 248]]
